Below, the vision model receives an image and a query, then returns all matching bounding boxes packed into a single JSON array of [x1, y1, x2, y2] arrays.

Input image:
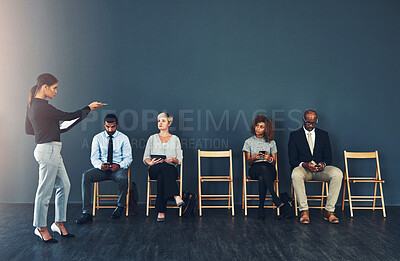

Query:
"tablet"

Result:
[[151, 155, 166, 160]]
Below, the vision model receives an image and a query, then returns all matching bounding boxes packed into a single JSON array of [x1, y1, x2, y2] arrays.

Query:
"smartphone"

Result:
[[104, 162, 112, 166], [259, 151, 266, 154], [315, 164, 321, 167]]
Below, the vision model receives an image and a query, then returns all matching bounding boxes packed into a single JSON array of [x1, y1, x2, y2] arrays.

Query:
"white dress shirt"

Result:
[[299, 127, 316, 167], [90, 130, 133, 170]]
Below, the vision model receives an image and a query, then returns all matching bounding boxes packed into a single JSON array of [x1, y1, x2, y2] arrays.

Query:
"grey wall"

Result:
[[1, 0, 399, 205]]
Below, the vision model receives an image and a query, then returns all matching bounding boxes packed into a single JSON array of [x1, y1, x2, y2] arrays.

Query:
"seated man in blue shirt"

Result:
[[76, 114, 133, 224]]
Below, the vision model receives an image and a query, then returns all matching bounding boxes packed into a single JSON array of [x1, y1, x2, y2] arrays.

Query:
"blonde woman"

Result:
[[143, 112, 184, 222]]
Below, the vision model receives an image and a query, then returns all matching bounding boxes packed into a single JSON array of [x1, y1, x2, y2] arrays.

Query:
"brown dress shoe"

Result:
[[323, 210, 339, 224], [300, 210, 310, 224]]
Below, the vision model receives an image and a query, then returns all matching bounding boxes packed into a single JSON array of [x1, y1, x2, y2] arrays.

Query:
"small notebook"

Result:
[[60, 118, 80, 130]]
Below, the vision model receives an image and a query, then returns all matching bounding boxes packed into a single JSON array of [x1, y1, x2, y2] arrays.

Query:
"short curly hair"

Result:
[[250, 115, 274, 142]]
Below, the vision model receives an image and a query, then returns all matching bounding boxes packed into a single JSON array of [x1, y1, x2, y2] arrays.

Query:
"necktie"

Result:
[[107, 135, 113, 163], [307, 132, 314, 155]]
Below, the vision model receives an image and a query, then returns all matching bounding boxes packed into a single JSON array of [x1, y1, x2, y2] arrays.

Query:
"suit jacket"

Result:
[[288, 127, 332, 170]]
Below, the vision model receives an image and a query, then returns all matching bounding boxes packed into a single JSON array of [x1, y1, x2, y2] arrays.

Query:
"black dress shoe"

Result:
[[111, 206, 124, 219], [76, 213, 93, 224]]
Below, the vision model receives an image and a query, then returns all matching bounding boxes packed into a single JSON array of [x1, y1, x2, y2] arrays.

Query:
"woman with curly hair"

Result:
[[242, 115, 283, 220]]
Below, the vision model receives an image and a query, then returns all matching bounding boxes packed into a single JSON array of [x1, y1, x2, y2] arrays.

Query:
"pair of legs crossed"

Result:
[[249, 162, 282, 217]]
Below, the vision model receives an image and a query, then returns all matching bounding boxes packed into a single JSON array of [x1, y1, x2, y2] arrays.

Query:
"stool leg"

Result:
[[126, 188, 130, 217], [231, 179, 235, 216], [276, 180, 280, 216], [292, 182, 298, 216], [342, 177, 346, 211], [146, 177, 150, 217], [93, 182, 97, 216], [379, 182, 386, 218], [244, 180, 248, 216], [347, 179, 354, 217], [373, 181, 378, 210]]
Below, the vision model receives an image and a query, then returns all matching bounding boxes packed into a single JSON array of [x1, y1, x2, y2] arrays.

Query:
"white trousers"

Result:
[[33, 142, 70, 227]]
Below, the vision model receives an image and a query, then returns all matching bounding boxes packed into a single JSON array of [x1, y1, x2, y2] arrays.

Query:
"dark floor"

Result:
[[0, 203, 399, 261]]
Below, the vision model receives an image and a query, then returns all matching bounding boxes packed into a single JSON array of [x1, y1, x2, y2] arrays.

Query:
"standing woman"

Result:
[[25, 73, 103, 242], [242, 115, 284, 220], [143, 112, 184, 222]]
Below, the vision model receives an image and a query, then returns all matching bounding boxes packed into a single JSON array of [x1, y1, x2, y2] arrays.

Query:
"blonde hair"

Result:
[[157, 112, 173, 123]]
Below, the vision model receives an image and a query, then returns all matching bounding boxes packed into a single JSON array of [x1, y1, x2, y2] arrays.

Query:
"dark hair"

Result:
[[250, 115, 274, 142], [28, 73, 58, 107], [104, 114, 118, 124]]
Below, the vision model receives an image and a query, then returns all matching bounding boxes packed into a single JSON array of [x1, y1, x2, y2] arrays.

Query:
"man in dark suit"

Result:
[[288, 110, 342, 224]]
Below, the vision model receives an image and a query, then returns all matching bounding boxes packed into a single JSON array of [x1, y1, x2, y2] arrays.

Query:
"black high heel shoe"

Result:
[[34, 228, 58, 243], [51, 223, 75, 238]]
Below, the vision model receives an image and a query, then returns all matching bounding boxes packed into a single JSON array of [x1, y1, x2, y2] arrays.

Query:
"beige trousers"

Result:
[[291, 166, 343, 212]]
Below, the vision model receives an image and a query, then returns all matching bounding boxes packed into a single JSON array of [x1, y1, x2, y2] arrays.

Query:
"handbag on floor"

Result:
[[277, 192, 295, 220], [182, 191, 197, 218]]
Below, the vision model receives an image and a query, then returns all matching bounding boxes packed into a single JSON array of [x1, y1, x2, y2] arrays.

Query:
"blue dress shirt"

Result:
[[91, 130, 133, 169]]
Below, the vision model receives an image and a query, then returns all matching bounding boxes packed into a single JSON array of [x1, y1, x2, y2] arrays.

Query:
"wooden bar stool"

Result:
[[198, 149, 234, 216], [342, 150, 386, 217], [93, 167, 131, 216]]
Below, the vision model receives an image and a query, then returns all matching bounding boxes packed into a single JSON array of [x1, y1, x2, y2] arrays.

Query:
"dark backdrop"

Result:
[[1, 0, 399, 206]]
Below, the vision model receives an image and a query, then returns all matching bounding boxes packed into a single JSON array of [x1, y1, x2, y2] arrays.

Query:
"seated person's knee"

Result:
[[116, 175, 128, 184], [292, 169, 304, 180]]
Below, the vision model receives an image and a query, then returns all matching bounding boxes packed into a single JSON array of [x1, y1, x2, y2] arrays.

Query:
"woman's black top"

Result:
[[25, 98, 90, 144]]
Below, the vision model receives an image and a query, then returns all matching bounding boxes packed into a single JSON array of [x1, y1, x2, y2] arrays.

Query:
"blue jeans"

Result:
[[33, 142, 70, 227]]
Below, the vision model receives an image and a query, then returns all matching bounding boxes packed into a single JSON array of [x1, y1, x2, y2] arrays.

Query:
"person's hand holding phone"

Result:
[[315, 162, 324, 171], [251, 153, 263, 161], [260, 151, 273, 162], [303, 162, 322, 172], [110, 164, 120, 172], [101, 162, 111, 171]]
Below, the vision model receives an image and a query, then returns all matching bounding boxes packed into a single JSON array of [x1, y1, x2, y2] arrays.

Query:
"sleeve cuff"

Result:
[[94, 162, 102, 170]]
